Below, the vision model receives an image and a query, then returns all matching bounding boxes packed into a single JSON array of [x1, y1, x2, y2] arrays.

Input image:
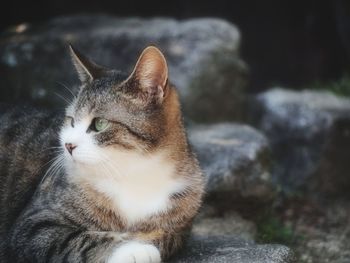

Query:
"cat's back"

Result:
[[0, 104, 63, 243], [0, 103, 60, 146]]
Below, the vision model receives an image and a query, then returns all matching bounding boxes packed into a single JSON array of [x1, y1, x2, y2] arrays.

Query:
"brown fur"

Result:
[[0, 46, 204, 262], [72, 81, 204, 259]]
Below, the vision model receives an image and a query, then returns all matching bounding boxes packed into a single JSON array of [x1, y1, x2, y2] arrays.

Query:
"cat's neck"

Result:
[[158, 86, 189, 156], [68, 149, 187, 226]]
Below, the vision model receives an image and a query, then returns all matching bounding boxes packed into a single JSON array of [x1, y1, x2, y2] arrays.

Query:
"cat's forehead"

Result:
[[73, 90, 121, 118], [69, 75, 142, 121]]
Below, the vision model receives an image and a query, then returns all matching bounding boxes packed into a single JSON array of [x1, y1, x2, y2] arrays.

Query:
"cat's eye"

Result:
[[92, 118, 109, 132], [64, 116, 74, 127]]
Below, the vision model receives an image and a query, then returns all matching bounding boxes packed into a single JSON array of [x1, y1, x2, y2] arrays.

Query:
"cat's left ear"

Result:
[[69, 45, 107, 83], [128, 46, 168, 104]]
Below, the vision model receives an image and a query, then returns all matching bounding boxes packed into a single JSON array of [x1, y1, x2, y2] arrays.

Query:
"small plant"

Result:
[[256, 215, 296, 246], [309, 74, 350, 97]]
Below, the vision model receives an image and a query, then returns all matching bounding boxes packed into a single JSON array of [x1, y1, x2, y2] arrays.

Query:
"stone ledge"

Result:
[[170, 235, 295, 263]]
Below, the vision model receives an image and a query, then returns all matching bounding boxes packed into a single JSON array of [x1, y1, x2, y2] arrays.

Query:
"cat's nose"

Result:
[[65, 143, 77, 155]]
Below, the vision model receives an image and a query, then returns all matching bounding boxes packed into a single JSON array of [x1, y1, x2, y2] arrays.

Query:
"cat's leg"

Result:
[[130, 230, 185, 262], [107, 229, 186, 263], [154, 232, 185, 261], [9, 211, 163, 263], [9, 216, 130, 263]]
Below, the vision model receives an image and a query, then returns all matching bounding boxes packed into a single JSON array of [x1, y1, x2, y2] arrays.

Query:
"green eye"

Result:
[[93, 118, 109, 132], [65, 116, 74, 127]]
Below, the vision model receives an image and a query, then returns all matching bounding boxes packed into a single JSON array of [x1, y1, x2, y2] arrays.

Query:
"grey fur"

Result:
[[0, 47, 204, 262]]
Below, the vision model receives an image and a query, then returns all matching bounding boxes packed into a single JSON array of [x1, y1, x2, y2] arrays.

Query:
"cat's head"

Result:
[[59, 46, 183, 168]]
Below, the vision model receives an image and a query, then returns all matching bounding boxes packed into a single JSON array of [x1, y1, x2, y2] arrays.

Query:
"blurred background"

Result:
[[1, 0, 350, 262], [1, 0, 350, 90]]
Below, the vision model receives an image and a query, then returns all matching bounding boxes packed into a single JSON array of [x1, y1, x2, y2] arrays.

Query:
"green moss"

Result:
[[308, 74, 350, 98], [256, 215, 299, 246]]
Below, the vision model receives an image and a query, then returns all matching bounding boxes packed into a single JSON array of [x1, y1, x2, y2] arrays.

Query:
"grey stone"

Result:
[[291, 200, 350, 263], [0, 15, 247, 122], [188, 123, 274, 203], [170, 235, 295, 263], [252, 88, 350, 194], [192, 211, 257, 240]]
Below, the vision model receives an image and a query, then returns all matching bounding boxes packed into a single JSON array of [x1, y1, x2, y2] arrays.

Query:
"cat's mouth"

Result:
[[64, 150, 102, 167], [63, 148, 80, 163], [66, 153, 84, 164]]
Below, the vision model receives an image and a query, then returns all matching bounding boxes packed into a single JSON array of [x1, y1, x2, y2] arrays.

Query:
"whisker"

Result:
[[37, 146, 63, 155], [76, 151, 125, 180], [97, 162, 116, 181], [54, 92, 72, 105], [100, 158, 123, 180], [40, 154, 64, 185], [35, 153, 62, 176], [56, 81, 76, 98], [98, 151, 126, 179]]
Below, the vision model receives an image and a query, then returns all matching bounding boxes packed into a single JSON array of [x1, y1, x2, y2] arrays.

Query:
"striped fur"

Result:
[[0, 46, 204, 262]]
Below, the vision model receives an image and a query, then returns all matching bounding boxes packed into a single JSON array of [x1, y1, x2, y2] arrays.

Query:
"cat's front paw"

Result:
[[107, 241, 161, 263]]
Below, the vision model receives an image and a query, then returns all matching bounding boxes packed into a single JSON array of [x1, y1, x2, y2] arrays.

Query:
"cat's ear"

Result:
[[128, 46, 168, 103], [69, 45, 106, 83]]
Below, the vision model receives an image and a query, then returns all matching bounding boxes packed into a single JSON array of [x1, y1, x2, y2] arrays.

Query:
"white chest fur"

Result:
[[75, 150, 185, 225]]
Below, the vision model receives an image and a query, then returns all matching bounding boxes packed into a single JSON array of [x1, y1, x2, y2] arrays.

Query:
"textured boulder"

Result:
[[188, 123, 274, 204], [0, 15, 247, 122], [170, 235, 295, 263], [252, 88, 350, 195], [192, 210, 257, 240]]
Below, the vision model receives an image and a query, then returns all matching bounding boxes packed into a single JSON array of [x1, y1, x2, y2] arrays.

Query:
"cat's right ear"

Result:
[[125, 46, 168, 105], [69, 45, 106, 83]]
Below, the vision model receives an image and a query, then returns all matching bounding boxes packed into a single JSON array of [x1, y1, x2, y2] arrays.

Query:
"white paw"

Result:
[[107, 241, 161, 263]]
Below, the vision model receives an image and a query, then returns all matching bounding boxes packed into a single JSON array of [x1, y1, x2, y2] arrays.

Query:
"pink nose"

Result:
[[65, 143, 77, 155]]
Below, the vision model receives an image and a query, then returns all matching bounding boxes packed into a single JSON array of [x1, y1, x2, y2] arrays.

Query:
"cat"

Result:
[[0, 45, 205, 262]]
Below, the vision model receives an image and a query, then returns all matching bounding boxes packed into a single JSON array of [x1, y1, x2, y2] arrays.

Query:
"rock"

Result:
[[0, 15, 247, 122], [170, 235, 295, 263], [188, 123, 275, 205], [252, 88, 350, 195], [299, 235, 350, 263], [192, 210, 257, 240], [286, 198, 350, 263]]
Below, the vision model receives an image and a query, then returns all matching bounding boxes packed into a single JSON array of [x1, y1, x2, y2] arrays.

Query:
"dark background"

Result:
[[1, 0, 350, 91]]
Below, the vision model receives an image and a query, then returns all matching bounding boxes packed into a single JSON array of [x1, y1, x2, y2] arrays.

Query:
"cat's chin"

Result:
[[63, 150, 101, 166], [64, 161, 98, 179], [64, 157, 96, 169], [69, 159, 96, 167]]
